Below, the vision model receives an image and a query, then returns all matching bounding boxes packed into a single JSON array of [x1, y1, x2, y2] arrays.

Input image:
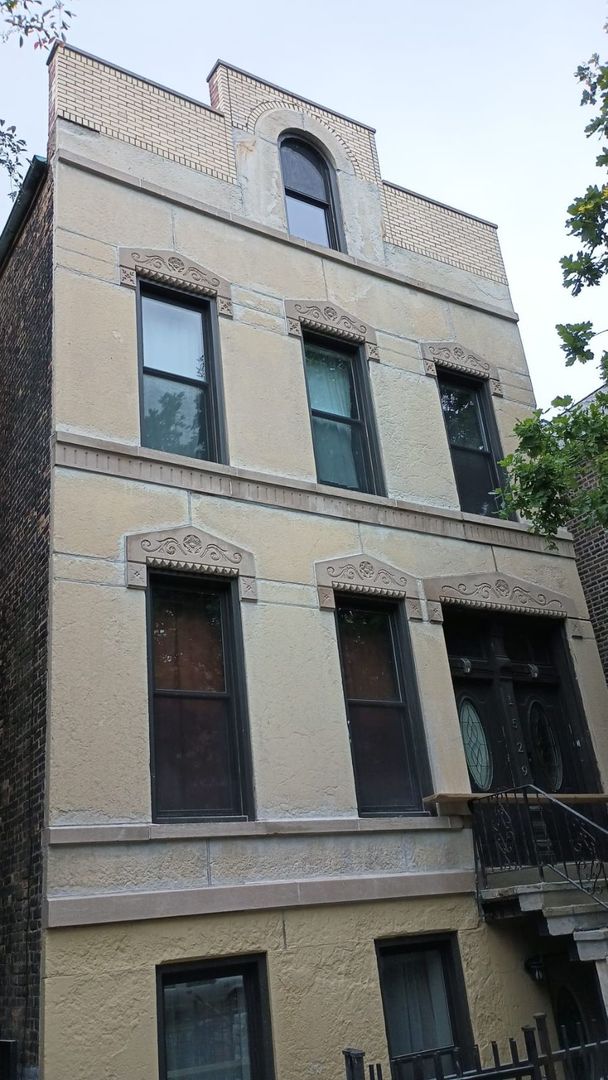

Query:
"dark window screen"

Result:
[[438, 374, 500, 517], [336, 603, 423, 814], [151, 579, 244, 819]]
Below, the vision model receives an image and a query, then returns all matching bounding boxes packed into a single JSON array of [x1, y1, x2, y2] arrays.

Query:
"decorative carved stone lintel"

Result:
[[286, 300, 380, 361], [125, 525, 256, 600], [423, 572, 576, 619], [422, 341, 503, 396], [315, 554, 417, 614], [119, 249, 233, 317]]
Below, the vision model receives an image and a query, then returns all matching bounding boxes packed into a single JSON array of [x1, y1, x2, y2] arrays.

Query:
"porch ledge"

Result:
[[424, 792, 608, 815]]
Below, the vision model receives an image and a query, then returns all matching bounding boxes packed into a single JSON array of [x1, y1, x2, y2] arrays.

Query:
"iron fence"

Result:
[[344, 1013, 608, 1080]]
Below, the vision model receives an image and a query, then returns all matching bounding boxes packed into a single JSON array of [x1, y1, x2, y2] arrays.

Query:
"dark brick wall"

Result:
[[0, 174, 52, 1079], [571, 470, 608, 684]]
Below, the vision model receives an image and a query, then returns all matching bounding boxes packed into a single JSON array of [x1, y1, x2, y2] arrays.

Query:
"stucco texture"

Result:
[[41, 897, 553, 1080]]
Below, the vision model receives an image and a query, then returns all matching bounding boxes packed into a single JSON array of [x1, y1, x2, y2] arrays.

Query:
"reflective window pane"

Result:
[[153, 587, 225, 693], [142, 295, 206, 381], [163, 973, 251, 1080], [305, 345, 355, 417], [285, 195, 330, 246], [439, 381, 485, 450], [143, 374, 209, 459], [311, 416, 364, 489], [337, 607, 399, 701], [154, 696, 235, 815], [381, 948, 454, 1059], [281, 139, 328, 201], [450, 447, 498, 516]]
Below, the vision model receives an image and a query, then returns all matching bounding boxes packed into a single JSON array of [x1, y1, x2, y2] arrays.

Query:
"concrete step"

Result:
[[542, 902, 608, 936]]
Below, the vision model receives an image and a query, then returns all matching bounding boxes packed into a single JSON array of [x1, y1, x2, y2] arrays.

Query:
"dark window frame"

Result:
[[376, 933, 474, 1069], [302, 331, 385, 497], [279, 133, 345, 252], [137, 279, 229, 464], [334, 593, 431, 816], [147, 571, 254, 823], [436, 369, 506, 518], [157, 953, 275, 1080]]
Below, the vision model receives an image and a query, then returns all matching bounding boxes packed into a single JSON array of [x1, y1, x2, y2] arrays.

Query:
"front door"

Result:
[[443, 609, 596, 797]]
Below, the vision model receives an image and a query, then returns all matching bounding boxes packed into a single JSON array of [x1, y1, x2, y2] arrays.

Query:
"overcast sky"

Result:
[[1, 0, 606, 408]]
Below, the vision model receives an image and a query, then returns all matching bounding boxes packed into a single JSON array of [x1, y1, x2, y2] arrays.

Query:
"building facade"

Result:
[[2, 43, 608, 1080]]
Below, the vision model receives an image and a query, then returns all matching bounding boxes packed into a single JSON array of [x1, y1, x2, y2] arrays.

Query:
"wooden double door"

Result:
[[442, 609, 598, 797]]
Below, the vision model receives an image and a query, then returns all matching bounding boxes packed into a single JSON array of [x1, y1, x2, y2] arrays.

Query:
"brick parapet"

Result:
[[49, 45, 508, 286], [0, 176, 53, 1075]]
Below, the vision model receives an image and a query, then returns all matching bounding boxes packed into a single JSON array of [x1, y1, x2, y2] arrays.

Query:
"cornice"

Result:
[[422, 341, 503, 396], [285, 300, 379, 361], [126, 524, 256, 599], [315, 553, 421, 618], [424, 572, 577, 620], [118, 247, 233, 315], [53, 433, 575, 559]]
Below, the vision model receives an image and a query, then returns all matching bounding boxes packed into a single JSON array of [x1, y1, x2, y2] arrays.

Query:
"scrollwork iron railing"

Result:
[[470, 785, 608, 908]]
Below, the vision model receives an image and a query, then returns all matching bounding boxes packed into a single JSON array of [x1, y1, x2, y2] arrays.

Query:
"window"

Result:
[[140, 287, 224, 462], [377, 937, 472, 1078], [335, 598, 428, 814], [303, 337, 384, 495], [437, 372, 502, 517], [280, 136, 341, 249], [158, 956, 274, 1080], [149, 575, 251, 820]]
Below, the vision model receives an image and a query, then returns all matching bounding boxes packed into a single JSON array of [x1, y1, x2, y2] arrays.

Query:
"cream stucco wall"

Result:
[[41, 897, 554, 1080]]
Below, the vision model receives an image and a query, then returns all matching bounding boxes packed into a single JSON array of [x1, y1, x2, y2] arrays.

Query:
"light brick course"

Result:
[[49, 46, 508, 289]]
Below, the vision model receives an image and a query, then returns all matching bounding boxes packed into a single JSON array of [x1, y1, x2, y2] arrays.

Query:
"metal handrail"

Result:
[[470, 784, 608, 910]]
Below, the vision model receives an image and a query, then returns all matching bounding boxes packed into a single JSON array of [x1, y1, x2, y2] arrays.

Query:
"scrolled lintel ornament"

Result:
[[315, 553, 417, 611], [422, 341, 502, 396], [126, 525, 256, 600], [423, 572, 576, 621], [285, 300, 380, 362], [119, 248, 233, 317]]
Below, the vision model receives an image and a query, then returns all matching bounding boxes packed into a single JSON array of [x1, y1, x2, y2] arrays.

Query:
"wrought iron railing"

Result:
[[470, 785, 608, 908], [344, 1012, 608, 1079]]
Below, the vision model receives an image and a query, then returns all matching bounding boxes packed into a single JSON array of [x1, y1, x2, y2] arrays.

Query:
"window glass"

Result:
[[338, 607, 399, 700], [281, 140, 328, 200], [161, 966, 266, 1080], [142, 375, 209, 461], [285, 195, 330, 246], [306, 346, 355, 417], [439, 382, 485, 450], [381, 947, 454, 1059], [438, 374, 501, 517], [311, 416, 363, 489], [151, 580, 245, 819], [336, 603, 423, 814], [142, 295, 206, 381], [449, 447, 498, 517], [153, 587, 224, 692], [304, 340, 379, 494]]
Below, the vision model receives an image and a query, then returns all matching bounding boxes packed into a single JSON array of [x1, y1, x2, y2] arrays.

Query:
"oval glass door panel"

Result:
[[459, 698, 493, 791], [529, 701, 563, 791]]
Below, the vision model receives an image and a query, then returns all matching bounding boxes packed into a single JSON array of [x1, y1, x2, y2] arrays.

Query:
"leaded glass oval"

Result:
[[530, 701, 563, 791], [459, 698, 493, 791]]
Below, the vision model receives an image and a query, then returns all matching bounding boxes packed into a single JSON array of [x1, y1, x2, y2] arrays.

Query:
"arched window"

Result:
[[280, 136, 341, 250]]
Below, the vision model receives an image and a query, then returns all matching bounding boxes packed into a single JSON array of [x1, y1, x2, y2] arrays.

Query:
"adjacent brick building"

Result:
[[2, 42, 608, 1080], [570, 385, 608, 682]]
